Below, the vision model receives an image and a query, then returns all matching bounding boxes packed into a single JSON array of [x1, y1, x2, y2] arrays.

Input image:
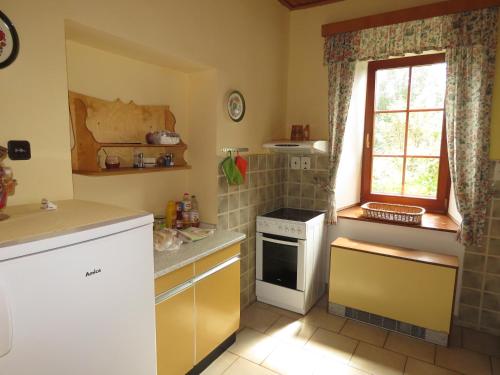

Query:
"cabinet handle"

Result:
[[193, 256, 240, 284], [155, 280, 193, 305]]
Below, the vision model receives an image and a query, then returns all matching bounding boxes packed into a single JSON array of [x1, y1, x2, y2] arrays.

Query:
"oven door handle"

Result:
[[261, 236, 299, 247]]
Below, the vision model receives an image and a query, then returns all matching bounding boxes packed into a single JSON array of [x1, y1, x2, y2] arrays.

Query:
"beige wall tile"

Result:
[[485, 274, 500, 293], [404, 358, 460, 375], [435, 346, 491, 375], [463, 253, 486, 271], [460, 288, 482, 307], [340, 320, 388, 347], [458, 305, 480, 326], [305, 328, 358, 364], [350, 342, 406, 375], [228, 328, 279, 364], [481, 310, 500, 331], [384, 332, 435, 363], [483, 292, 500, 311], [462, 271, 484, 289], [462, 327, 500, 357]]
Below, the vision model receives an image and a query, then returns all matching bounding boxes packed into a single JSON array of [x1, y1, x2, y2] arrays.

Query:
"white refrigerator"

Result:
[[0, 202, 157, 375]]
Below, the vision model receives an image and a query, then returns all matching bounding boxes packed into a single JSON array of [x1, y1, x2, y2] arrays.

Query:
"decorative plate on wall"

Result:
[[227, 91, 245, 122], [0, 11, 19, 69]]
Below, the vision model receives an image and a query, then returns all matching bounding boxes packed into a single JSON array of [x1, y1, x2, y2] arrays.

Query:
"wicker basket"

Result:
[[361, 202, 425, 225]]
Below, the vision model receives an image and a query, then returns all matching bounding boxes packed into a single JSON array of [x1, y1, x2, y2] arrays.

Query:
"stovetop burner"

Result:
[[262, 208, 324, 222]]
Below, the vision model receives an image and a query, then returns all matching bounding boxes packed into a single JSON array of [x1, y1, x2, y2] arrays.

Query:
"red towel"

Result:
[[235, 153, 247, 181]]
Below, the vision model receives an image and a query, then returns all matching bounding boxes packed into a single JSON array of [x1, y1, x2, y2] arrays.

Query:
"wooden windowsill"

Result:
[[337, 205, 459, 233]]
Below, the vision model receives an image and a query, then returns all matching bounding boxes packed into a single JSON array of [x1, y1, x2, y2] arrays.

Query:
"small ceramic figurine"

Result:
[[0, 146, 17, 220]]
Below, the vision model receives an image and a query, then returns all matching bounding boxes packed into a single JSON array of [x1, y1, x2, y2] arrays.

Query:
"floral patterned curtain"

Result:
[[326, 61, 356, 224], [324, 8, 498, 245]]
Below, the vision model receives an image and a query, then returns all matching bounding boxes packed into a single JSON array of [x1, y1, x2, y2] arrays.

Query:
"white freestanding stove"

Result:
[[256, 208, 326, 314]]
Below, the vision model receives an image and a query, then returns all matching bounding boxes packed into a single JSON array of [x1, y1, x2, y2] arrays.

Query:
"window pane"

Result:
[[407, 111, 444, 156], [373, 113, 406, 155], [375, 67, 409, 111], [410, 63, 446, 109], [404, 158, 439, 198], [371, 157, 403, 195]]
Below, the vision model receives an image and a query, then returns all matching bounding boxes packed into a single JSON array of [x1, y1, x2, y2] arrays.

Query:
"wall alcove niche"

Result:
[[64, 20, 218, 219]]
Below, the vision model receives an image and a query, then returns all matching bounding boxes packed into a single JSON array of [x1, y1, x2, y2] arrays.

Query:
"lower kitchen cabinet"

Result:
[[195, 258, 240, 363], [155, 283, 194, 375], [155, 243, 241, 375]]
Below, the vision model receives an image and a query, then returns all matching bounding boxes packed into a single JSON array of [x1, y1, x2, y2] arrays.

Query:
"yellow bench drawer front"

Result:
[[329, 247, 456, 333], [155, 264, 194, 297]]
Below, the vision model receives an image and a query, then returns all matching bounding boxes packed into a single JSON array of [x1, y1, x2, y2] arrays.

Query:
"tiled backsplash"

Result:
[[217, 154, 287, 308], [283, 154, 330, 211], [458, 161, 500, 335], [217, 153, 331, 309]]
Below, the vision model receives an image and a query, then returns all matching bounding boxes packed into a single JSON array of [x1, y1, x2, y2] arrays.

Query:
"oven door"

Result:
[[256, 232, 305, 291]]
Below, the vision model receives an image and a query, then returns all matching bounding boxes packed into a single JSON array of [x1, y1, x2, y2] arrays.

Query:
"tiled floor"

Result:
[[202, 296, 500, 375]]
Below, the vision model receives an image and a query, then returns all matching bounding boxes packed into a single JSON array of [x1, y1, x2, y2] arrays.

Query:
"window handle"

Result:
[[365, 134, 371, 149]]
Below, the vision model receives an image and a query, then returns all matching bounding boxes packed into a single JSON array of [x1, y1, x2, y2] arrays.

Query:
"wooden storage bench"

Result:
[[328, 237, 459, 345]]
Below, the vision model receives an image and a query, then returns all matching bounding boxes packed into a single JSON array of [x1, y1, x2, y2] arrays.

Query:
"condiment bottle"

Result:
[[175, 201, 184, 229], [190, 195, 200, 227], [182, 193, 192, 211], [165, 200, 176, 229]]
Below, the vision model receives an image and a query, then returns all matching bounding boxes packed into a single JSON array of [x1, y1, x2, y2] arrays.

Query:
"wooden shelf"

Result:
[[99, 143, 186, 148], [68, 92, 189, 177], [73, 165, 192, 176]]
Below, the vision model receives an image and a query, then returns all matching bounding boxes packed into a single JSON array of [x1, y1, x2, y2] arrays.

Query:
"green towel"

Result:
[[221, 156, 244, 185]]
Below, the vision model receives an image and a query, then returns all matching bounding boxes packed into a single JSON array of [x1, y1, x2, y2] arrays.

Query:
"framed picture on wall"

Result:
[[0, 11, 19, 69]]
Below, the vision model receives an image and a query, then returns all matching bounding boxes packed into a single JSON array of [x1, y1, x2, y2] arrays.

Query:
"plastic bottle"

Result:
[[165, 200, 176, 229], [175, 201, 184, 229], [190, 195, 200, 227], [182, 193, 192, 211]]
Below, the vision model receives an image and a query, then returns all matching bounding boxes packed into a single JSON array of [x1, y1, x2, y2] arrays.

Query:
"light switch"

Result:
[[291, 157, 300, 170], [301, 157, 311, 170]]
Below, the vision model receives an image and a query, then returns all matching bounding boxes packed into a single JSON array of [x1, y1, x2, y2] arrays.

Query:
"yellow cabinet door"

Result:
[[195, 260, 240, 363], [156, 285, 194, 375]]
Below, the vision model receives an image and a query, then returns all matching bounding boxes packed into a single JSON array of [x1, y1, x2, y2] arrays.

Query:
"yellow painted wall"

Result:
[[66, 40, 190, 215], [286, 0, 500, 158], [1, 0, 289, 219]]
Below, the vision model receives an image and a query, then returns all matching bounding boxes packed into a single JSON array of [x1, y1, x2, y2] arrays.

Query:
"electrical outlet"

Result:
[[301, 157, 311, 170], [291, 156, 301, 170]]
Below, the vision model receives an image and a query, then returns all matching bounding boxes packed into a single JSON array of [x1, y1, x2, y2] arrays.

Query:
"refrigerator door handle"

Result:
[[0, 284, 13, 358]]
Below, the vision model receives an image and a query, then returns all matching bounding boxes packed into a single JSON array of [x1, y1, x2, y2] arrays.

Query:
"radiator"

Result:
[[328, 237, 458, 346]]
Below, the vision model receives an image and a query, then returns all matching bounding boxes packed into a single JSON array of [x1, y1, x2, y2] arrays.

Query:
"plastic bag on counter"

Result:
[[154, 229, 183, 252]]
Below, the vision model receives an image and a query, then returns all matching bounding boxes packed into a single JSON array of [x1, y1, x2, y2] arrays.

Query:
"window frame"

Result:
[[360, 53, 451, 213]]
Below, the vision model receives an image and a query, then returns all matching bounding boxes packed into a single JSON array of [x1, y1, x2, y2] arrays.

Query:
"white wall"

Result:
[[336, 61, 367, 209]]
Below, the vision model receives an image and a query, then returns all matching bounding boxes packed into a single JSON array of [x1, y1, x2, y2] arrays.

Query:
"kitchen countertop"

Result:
[[0, 199, 150, 248], [154, 230, 246, 278]]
